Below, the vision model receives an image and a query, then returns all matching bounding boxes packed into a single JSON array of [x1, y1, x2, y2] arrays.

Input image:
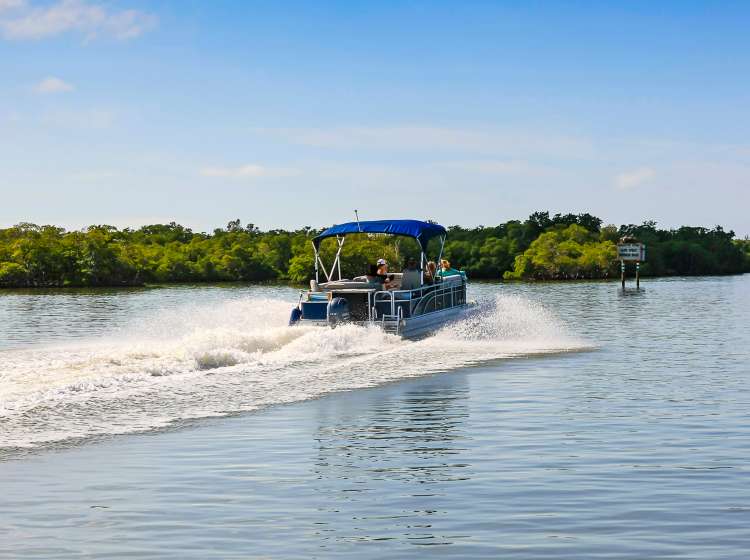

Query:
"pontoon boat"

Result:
[[289, 219, 468, 338]]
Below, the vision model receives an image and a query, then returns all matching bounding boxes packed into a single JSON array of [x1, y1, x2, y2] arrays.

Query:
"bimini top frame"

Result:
[[311, 219, 447, 284], [313, 220, 446, 253]]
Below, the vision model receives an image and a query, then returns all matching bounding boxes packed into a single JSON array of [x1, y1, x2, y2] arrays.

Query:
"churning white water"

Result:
[[0, 293, 586, 450]]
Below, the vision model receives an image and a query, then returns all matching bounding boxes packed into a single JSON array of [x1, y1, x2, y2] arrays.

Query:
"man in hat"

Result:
[[376, 258, 396, 289], [400, 258, 421, 291]]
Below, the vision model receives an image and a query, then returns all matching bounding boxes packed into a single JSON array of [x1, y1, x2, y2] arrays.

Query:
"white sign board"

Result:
[[617, 243, 646, 262]]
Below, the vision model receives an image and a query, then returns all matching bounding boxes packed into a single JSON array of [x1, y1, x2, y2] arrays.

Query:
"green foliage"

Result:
[[0, 213, 746, 287], [504, 224, 618, 280], [733, 238, 750, 272], [0, 262, 27, 286], [616, 223, 747, 276]]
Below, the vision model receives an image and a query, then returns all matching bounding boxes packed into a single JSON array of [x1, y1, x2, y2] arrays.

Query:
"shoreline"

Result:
[[0, 272, 747, 293]]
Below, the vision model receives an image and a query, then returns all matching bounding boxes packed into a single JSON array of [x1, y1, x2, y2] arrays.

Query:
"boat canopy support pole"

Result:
[[312, 241, 319, 283], [420, 250, 425, 285], [330, 236, 345, 281], [313, 236, 346, 283], [436, 235, 446, 267], [313, 241, 332, 282]]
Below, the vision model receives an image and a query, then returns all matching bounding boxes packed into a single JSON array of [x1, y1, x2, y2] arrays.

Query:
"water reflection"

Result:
[[311, 376, 471, 546]]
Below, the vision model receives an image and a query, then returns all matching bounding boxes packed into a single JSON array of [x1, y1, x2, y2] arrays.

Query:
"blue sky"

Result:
[[1, 0, 749, 234]]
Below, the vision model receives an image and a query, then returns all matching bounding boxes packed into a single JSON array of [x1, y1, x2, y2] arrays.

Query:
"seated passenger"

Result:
[[399, 258, 421, 291], [377, 258, 397, 289], [424, 261, 437, 284], [437, 259, 461, 278], [365, 264, 384, 287]]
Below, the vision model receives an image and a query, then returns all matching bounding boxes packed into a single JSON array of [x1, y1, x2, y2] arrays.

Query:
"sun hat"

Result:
[[377, 258, 387, 265]]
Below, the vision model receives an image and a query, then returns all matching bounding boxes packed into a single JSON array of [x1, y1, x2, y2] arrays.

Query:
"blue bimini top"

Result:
[[313, 219, 447, 252]]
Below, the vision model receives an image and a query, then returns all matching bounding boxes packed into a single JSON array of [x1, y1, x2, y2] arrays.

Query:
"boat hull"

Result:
[[296, 303, 468, 339], [398, 304, 467, 338]]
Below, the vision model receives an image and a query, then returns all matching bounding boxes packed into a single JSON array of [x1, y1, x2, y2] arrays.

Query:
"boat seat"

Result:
[[439, 274, 464, 285], [319, 280, 380, 290]]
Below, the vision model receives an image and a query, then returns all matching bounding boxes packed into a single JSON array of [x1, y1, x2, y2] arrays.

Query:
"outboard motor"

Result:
[[289, 306, 302, 326], [326, 297, 350, 328]]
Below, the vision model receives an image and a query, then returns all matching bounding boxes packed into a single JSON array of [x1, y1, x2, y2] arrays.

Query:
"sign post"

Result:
[[617, 239, 646, 290], [636, 261, 640, 289]]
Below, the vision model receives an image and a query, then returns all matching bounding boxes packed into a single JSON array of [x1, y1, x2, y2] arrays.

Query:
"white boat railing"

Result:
[[373, 277, 466, 319]]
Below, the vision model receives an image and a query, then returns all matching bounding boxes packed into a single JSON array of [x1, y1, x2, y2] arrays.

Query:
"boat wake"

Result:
[[0, 294, 587, 452]]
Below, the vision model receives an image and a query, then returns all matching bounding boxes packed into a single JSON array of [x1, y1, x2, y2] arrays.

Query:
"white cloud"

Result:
[[34, 76, 74, 94], [200, 164, 297, 179], [0, 0, 157, 40], [615, 167, 655, 190]]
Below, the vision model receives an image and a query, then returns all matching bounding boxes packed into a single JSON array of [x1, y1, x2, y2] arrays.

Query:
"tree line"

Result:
[[0, 213, 748, 288]]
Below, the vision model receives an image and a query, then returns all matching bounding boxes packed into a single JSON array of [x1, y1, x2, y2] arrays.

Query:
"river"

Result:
[[1, 276, 749, 558]]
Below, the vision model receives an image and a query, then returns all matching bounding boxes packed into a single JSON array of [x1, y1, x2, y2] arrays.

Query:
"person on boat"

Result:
[[438, 259, 461, 278], [399, 258, 421, 291], [365, 264, 384, 287], [377, 258, 397, 289], [424, 261, 437, 284], [376, 258, 388, 276]]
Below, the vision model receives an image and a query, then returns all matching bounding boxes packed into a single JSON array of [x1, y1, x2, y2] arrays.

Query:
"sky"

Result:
[[1, 0, 749, 235]]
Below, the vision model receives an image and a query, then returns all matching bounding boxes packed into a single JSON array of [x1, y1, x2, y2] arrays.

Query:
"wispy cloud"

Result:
[[68, 169, 115, 182], [615, 167, 655, 190], [0, 0, 157, 41], [34, 76, 74, 94], [41, 107, 114, 129], [199, 164, 298, 180], [257, 126, 595, 159], [435, 159, 559, 178], [0, 0, 25, 12]]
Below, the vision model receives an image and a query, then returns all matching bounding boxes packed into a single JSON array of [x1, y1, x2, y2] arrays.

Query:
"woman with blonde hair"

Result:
[[438, 259, 460, 278], [424, 260, 437, 283]]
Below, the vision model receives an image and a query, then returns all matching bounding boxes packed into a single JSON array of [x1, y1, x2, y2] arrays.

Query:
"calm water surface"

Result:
[[1, 276, 749, 558]]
